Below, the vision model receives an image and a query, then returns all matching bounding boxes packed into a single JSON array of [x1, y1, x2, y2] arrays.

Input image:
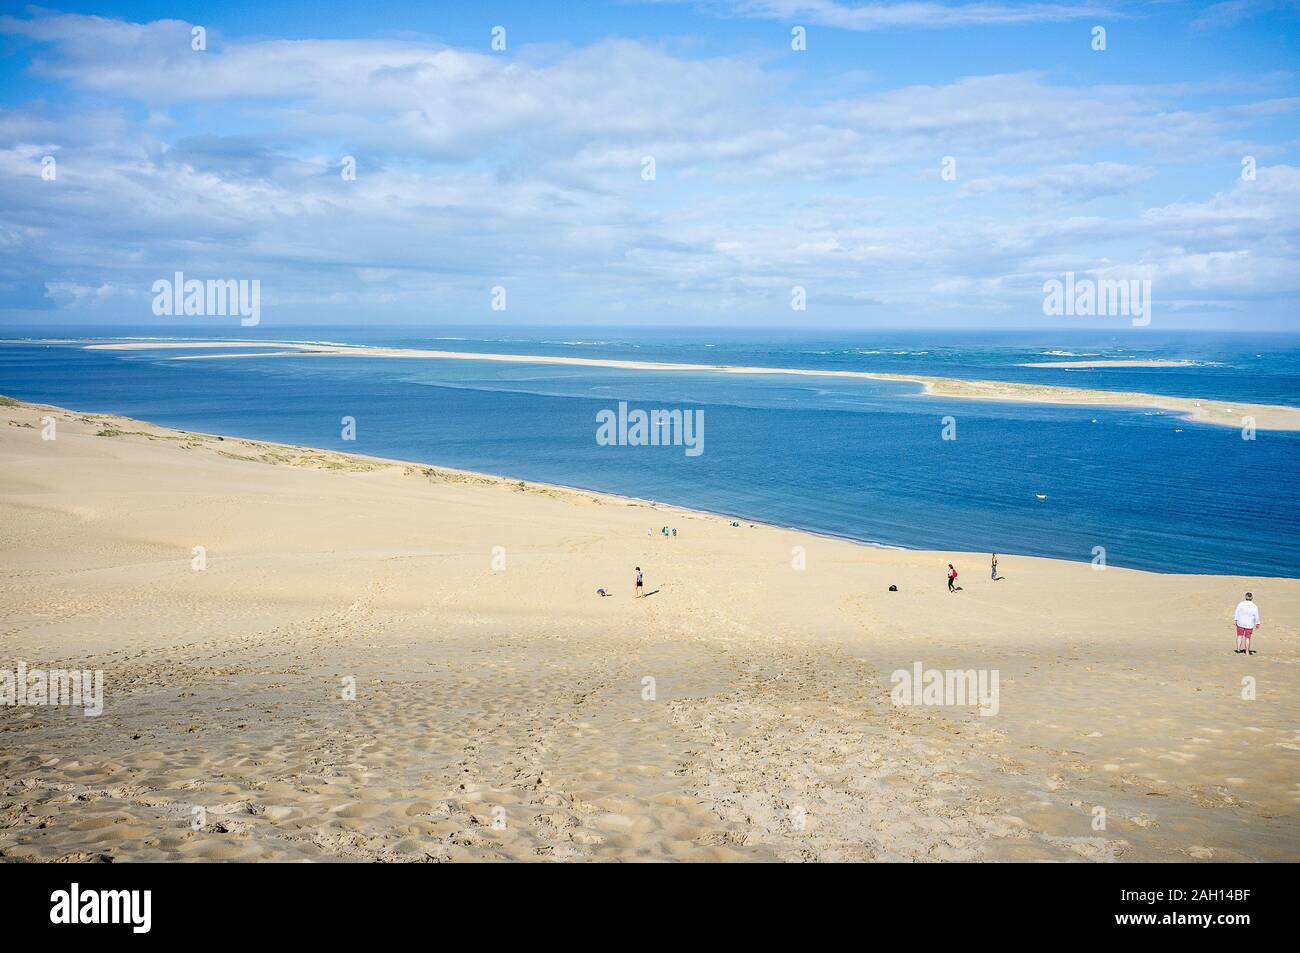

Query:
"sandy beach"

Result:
[[86, 342, 1300, 431], [1, 396, 1297, 863]]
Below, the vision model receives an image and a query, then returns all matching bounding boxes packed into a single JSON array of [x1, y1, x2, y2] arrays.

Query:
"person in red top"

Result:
[[947, 563, 958, 593]]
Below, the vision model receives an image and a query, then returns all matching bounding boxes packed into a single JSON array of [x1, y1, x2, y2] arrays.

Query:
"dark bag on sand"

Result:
[[888, 585, 898, 592]]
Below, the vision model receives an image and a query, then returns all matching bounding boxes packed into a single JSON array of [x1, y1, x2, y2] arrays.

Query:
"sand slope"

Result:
[[0, 399, 1296, 862]]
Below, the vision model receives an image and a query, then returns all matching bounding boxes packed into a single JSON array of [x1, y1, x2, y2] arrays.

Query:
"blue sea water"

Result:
[[1, 326, 1297, 577]]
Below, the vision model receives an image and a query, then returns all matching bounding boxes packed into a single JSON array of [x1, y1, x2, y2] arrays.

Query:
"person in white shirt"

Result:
[[1233, 592, 1261, 655]]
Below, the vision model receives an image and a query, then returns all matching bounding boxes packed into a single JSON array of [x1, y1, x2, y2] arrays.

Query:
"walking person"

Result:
[[991, 553, 999, 581], [1234, 592, 1261, 655], [947, 563, 958, 593], [635, 566, 644, 598]]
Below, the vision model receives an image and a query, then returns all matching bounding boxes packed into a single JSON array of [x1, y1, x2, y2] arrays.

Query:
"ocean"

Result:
[[2, 326, 1297, 577]]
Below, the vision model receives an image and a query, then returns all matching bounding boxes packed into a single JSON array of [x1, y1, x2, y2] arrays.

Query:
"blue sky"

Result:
[[1, 1, 1298, 330]]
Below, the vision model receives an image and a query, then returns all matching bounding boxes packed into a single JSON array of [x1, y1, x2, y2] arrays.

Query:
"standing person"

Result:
[[1234, 592, 1261, 655], [635, 566, 644, 598], [947, 563, 958, 593], [991, 553, 999, 581]]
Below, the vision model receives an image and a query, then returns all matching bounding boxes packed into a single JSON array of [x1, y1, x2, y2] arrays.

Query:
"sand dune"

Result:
[[1, 398, 1296, 862], [85, 341, 1300, 431]]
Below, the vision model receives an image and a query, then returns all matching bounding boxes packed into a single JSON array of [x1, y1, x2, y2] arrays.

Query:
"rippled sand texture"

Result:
[[1, 399, 1297, 862]]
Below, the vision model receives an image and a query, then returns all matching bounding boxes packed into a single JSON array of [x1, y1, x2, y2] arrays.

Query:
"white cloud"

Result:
[[696, 1, 1113, 31], [0, 10, 1296, 326]]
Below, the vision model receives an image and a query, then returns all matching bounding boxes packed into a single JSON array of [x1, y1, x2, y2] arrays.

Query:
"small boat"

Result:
[[1035, 493, 1048, 501]]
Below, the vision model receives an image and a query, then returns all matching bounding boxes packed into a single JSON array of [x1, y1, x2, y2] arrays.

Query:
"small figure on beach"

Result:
[[947, 563, 958, 593], [991, 553, 999, 581], [635, 566, 644, 597], [596, 587, 609, 597], [1234, 592, 1261, 655]]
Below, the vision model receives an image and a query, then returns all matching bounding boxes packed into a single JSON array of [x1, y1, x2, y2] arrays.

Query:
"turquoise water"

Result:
[[1, 327, 1297, 576]]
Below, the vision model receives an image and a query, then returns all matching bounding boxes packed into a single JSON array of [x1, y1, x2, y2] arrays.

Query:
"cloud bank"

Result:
[[1, 9, 1297, 328]]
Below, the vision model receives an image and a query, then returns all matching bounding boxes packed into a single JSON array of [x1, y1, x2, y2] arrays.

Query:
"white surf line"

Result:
[[82, 341, 1300, 430], [1018, 360, 1196, 369]]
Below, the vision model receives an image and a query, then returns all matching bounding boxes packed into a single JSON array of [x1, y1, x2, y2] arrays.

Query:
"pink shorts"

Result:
[[1236, 625, 1254, 639]]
